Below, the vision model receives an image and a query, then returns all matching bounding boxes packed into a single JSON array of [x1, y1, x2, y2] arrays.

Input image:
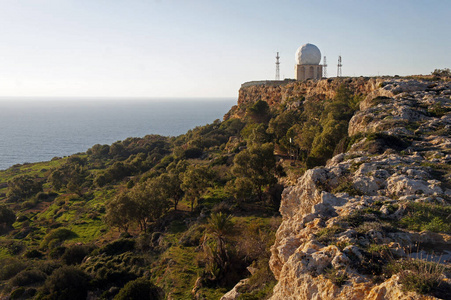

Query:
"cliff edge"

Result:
[[269, 79, 451, 299]]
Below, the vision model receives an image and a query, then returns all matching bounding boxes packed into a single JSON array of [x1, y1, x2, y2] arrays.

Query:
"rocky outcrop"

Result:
[[269, 78, 451, 299], [225, 77, 384, 120]]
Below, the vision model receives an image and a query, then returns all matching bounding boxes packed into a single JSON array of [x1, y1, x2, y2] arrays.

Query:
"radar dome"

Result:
[[296, 43, 321, 65]]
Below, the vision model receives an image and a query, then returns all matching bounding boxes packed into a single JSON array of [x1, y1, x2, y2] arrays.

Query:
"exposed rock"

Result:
[[220, 279, 249, 300], [269, 78, 451, 299], [226, 77, 384, 120]]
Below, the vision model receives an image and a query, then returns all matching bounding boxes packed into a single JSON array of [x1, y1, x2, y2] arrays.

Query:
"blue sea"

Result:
[[0, 98, 236, 170]]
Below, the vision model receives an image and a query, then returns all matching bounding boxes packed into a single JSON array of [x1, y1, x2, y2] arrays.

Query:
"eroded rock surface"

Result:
[[269, 78, 451, 299]]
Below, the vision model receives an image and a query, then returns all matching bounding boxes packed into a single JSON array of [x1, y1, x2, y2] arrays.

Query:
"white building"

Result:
[[295, 43, 322, 81]]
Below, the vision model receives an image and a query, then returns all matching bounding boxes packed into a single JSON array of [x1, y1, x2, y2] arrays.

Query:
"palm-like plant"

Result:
[[203, 212, 233, 282]]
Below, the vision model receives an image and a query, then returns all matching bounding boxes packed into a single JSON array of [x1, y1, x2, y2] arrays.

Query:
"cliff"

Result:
[[269, 79, 451, 299], [224, 77, 384, 120]]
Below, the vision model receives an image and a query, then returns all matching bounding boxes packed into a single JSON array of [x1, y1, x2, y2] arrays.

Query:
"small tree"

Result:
[[231, 143, 277, 202], [246, 100, 271, 123], [158, 172, 183, 210], [181, 165, 213, 211], [128, 178, 171, 232], [7, 175, 43, 202], [104, 192, 137, 233], [49, 161, 89, 194]]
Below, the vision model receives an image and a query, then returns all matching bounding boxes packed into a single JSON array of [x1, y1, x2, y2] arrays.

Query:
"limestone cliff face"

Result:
[[269, 79, 451, 299], [225, 77, 383, 120]]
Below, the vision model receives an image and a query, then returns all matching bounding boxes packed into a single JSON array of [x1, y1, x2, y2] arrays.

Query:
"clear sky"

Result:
[[0, 0, 449, 98]]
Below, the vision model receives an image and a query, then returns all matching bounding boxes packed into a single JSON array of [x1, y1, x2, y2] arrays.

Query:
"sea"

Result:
[[0, 98, 236, 171]]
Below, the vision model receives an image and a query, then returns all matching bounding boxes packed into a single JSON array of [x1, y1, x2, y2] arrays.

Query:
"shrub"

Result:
[[35, 261, 62, 276], [82, 252, 146, 289], [324, 267, 348, 287], [431, 68, 451, 77], [7, 175, 43, 202], [41, 228, 78, 249], [316, 225, 345, 244], [62, 245, 91, 265], [114, 278, 163, 300], [24, 249, 44, 259], [38, 266, 90, 300], [390, 258, 449, 296], [10, 269, 47, 287], [183, 147, 203, 159], [365, 132, 410, 153], [98, 239, 135, 256], [332, 180, 362, 196], [0, 259, 27, 280], [0, 205, 16, 234]]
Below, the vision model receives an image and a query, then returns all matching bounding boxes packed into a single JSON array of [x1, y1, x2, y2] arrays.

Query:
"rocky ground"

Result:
[[268, 79, 451, 299]]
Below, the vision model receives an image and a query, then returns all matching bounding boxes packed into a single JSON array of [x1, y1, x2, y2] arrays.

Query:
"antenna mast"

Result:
[[337, 55, 342, 77], [323, 56, 327, 78], [275, 52, 280, 80]]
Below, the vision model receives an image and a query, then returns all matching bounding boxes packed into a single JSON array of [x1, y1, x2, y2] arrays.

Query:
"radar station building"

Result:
[[295, 43, 322, 81]]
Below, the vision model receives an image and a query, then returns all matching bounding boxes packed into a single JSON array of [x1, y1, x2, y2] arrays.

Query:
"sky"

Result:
[[0, 0, 449, 98]]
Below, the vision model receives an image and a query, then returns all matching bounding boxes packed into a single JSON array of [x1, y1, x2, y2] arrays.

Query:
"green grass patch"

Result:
[[69, 219, 107, 243], [151, 245, 203, 299], [397, 202, 451, 233]]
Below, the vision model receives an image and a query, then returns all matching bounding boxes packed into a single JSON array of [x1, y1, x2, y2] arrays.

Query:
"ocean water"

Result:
[[0, 98, 236, 170]]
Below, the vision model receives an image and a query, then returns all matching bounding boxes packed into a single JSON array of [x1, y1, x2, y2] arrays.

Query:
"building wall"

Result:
[[295, 64, 323, 81]]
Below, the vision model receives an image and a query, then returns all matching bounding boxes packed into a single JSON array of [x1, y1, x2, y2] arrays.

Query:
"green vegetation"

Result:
[[431, 68, 451, 78], [0, 82, 373, 299], [397, 202, 451, 233], [387, 258, 450, 297]]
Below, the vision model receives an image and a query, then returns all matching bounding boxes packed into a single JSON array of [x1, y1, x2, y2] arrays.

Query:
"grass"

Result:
[[69, 219, 107, 243], [397, 202, 451, 233], [151, 245, 207, 299], [315, 225, 345, 244], [324, 267, 348, 287], [331, 180, 362, 196], [388, 258, 449, 296]]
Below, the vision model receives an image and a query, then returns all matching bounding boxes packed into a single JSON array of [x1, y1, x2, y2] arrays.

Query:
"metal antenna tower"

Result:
[[337, 55, 342, 77], [323, 56, 327, 78], [275, 52, 280, 80]]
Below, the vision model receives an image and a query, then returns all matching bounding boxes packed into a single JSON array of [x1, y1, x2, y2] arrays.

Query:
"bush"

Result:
[[390, 258, 449, 296], [0, 205, 16, 234], [38, 266, 90, 300], [431, 68, 451, 77], [324, 267, 348, 287], [98, 239, 135, 256], [114, 278, 162, 300], [10, 269, 47, 287], [0, 259, 27, 280], [41, 228, 78, 249], [82, 252, 146, 289], [24, 249, 44, 259], [7, 175, 43, 202], [62, 245, 91, 265], [183, 147, 203, 159]]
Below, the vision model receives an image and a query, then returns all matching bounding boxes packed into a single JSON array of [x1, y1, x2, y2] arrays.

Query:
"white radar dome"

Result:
[[295, 43, 321, 65]]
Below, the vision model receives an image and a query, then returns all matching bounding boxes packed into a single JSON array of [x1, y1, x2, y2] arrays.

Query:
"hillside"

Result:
[[0, 76, 450, 300]]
